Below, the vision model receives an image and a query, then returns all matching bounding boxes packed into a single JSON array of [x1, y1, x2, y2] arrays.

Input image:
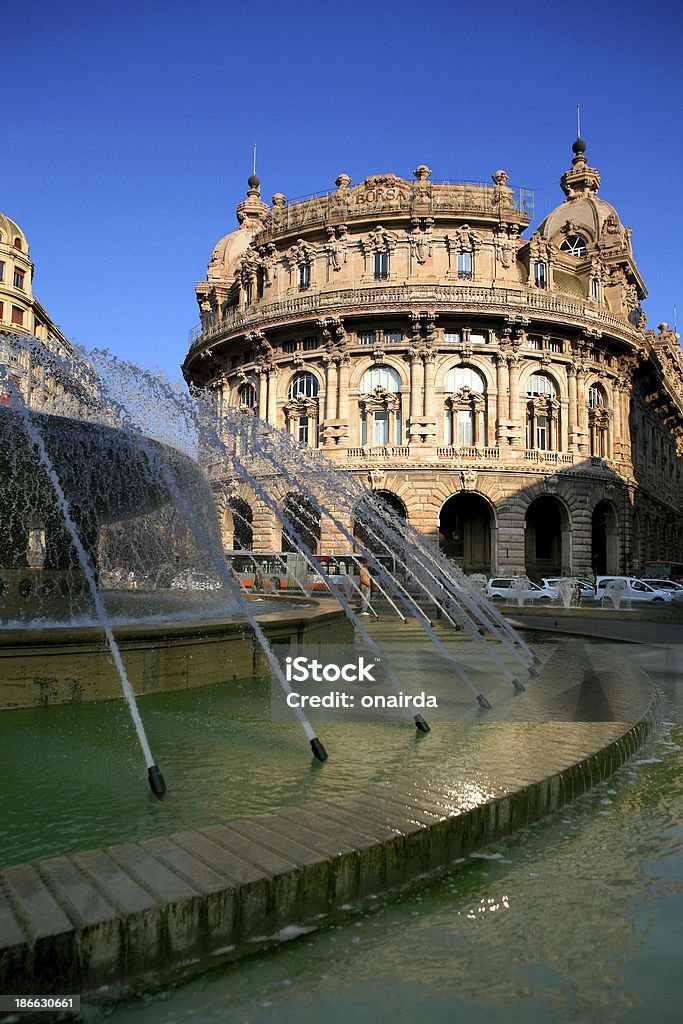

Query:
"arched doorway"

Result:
[[281, 492, 321, 554], [439, 492, 493, 574], [353, 490, 407, 559], [525, 495, 568, 577], [591, 501, 619, 576]]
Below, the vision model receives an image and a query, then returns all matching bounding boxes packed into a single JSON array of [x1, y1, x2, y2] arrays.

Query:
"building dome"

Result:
[[0, 211, 29, 254], [207, 226, 255, 282], [537, 190, 630, 251]]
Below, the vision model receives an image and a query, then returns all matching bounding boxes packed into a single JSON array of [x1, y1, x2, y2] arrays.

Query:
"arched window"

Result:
[[444, 365, 486, 393], [239, 382, 257, 409], [526, 373, 556, 397], [559, 234, 588, 257], [588, 384, 610, 457], [443, 365, 486, 447], [288, 372, 319, 399], [359, 365, 402, 446], [360, 366, 401, 392], [526, 374, 559, 451], [13, 237, 22, 251], [286, 373, 320, 445]]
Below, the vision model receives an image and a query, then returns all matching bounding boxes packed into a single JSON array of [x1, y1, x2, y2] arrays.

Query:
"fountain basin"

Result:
[[0, 636, 660, 1001], [0, 599, 352, 708]]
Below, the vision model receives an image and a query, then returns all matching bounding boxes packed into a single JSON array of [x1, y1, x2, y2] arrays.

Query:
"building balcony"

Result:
[[187, 282, 638, 353]]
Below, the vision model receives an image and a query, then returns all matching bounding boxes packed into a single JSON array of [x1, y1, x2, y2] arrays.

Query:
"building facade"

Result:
[[183, 142, 683, 579], [0, 210, 92, 416]]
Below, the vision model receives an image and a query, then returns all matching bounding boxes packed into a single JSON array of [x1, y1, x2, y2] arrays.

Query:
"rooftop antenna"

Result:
[[577, 103, 582, 138], [253, 143, 257, 177], [674, 305, 678, 332]]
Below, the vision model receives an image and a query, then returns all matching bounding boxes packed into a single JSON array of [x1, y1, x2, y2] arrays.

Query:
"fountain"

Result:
[[0, 333, 662, 1010]]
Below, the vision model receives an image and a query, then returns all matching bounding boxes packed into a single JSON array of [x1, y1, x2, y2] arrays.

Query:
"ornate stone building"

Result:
[[183, 142, 683, 578], [0, 210, 93, 415]]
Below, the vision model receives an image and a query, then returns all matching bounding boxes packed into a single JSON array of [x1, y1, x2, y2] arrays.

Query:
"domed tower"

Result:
[[526, 138, 646, 325], [194, 174, 270, 332]]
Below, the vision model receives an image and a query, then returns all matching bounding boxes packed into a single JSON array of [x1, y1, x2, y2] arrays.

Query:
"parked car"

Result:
[[637, 578, 683, 602], [486, 577, 553, 603], [595, 576, 672, 605], [539, 577, 596, 603]]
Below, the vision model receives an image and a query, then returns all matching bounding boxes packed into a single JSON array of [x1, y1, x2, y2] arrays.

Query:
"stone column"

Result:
[[507, 356, 522, 448], [267, 368, 278, 426], [325, 359, 338, 422], [409, 355, 423, 440], [423, 355, 436, 420], [494, 353, 508, 445], [576, 368, 588, 453], [258, 369, 267, 421], [567, 364, 578, 450], [337, 356, 350, 439]]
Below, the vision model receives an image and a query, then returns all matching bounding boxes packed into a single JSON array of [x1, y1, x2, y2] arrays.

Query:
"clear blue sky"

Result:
[[5, 0, 683, 382]]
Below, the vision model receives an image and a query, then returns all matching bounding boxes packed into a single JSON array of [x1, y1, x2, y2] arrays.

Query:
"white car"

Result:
[[486, 577, 553, 603], [539, 577, 596, 602], [638, 578, 683, 602], [595, 576, 672, 605]]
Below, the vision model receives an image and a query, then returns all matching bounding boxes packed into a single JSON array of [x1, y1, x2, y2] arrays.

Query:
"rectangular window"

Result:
[[0, 301, 4, 320], [360, 411, 367, 446], [284, 341, 297, 353], [303, 338, 318, 350], [444, 410, 452, 446], [359, 331, 374, 346], [0, 262, 4, 282], [457, 410, 473, 446], [11, 306, 24, 326], [13, 269, 25, 289], [591, 278, 600, 301], [444, 331, 460, 344], [384, 330, 402, 345], [374, 252, 389, 279], [470, 332, 487, 344], [298, 417, 309, 444], [526, 337, 539, 349], [298, 264, 311, 290], [244, 281, 252, 307], [373, 410, 389, 446], [534, 262, 547, 288], [549, 340, 563, 353], [457, 252, 472, 279], [394, 408, 402, 445], [536, 415, 548, 450]]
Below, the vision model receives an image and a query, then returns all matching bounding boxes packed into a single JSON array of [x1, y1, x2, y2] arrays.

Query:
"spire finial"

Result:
[[577, 103, 581, 140], [247, 143, 260, 193]]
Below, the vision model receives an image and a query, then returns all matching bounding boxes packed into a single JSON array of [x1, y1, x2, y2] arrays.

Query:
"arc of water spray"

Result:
[[223, 410, 514, 702], [0, 375, 167, 798], [81, 360, 329, 762], [92, 358, 433, 733], [220, 445, 432, 731], [240, 408, 536, 665], [221, 407, 488, 711]]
